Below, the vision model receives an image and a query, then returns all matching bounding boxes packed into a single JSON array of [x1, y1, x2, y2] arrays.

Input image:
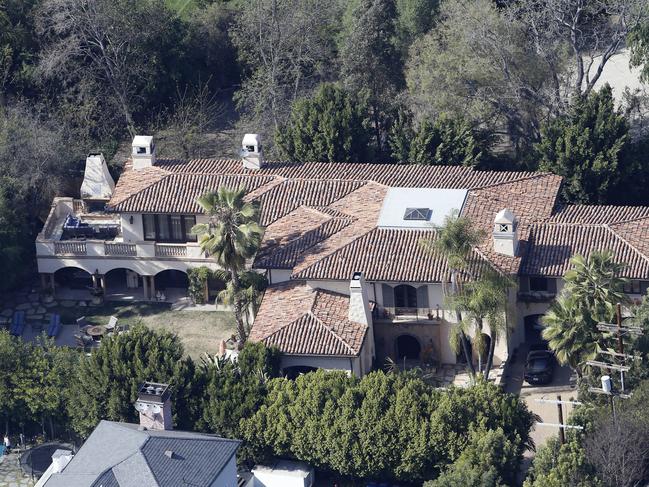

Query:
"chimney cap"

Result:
[[494, 208, 516, 224], [132, 135, 154, 147], [137, 382, 171, 403], [352, 271, 363, 281]]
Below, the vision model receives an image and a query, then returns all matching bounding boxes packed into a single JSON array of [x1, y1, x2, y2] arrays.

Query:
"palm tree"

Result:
[[422, 210, 485, 376], [192, 186, 264, 343], [563, 250, 628, 322], [542, 251, 628, 377], [542, 295, 600, 378], [455, 269, 513, 379], [215, 270, 268, 334]]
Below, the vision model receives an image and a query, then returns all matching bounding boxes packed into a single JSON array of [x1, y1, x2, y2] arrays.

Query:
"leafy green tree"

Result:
[[340, 0, 403, 156], [424, 428, 517, 487], [276, 83, 372, 163], [524, 436, 601, 487], [200, 342, 280, 443], [422, 211, 484, 376], [390, 113, 484, 166], [394, 0, 439, 52], [241, 370, 533, 482], [192, 186, 264, 343], [0, 331, 29, 434], [68, 325, 200, 437], [537, 85, 631, 204]]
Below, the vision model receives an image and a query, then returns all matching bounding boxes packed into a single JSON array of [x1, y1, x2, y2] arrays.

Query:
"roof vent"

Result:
[[403, 208, 431, 221], [164, 450, 175, 459]]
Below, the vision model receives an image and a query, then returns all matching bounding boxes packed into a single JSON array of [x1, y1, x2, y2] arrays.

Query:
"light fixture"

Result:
[[129, 215, 134, 225]]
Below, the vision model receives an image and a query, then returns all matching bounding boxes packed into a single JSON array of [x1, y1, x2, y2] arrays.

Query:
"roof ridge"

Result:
[[604, 224, 649, 267], [304, 309, 357, 355], [291, 225, 379, 279], [468, 171, 558, 191], [608, 214, 649, 226]]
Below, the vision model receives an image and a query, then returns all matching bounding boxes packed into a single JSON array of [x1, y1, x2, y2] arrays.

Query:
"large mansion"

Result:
[[36, 135, 649, 376]]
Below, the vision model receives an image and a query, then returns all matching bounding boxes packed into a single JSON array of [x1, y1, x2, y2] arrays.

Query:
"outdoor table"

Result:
[[86, 325, 105, 341]]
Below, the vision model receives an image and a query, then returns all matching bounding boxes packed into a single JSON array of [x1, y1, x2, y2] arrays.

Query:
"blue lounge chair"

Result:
[[47, 314, 62, 338], [10, 311, 25, 336]]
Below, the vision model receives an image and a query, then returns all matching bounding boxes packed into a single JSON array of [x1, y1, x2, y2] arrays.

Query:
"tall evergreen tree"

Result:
[[276, 83, 372, 163], [340, 0, 403, 157], [537, 85, 631, 204]]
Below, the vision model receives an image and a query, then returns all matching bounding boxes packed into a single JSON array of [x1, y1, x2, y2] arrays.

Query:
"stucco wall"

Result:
[[37, 255, 219, 275], [120, 213, 143, 242], [281, 355, 359, 376]]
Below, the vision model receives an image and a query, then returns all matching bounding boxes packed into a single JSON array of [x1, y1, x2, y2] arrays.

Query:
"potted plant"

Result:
[[89, 286, 104, 305], [42, 288, 54, 304]]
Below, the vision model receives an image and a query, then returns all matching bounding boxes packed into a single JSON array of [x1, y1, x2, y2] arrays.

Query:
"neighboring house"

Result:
[[36, 135, 649, 376], [38, 382, 240, 487]]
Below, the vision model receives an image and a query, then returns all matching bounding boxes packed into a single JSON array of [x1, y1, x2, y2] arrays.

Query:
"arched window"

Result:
[[394, 284, 417, 309]]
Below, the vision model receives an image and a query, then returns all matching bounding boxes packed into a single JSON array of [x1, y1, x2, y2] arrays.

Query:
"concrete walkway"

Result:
[[0, 454, 34, 487]]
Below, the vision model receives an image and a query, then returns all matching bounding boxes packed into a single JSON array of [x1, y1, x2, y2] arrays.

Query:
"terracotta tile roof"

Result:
[[461, 174, 563, 274], [255, 179, 365, 225], [108, 173, 275, 213], [550, 205, 649, 224], [249, 281, 368, 356], [290, 182, 388, 275], [153, 158, 542, 188], [610, 216, 649, 258], [109, 165, 169, 208], [521, 223, 649, 279], [255, 209, 353, 269]]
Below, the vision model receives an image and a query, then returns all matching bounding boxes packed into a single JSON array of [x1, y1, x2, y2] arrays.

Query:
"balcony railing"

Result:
[[373, 305, 442, 323], [105, 243, 137, 256], [155, 244, 188, 257], [54, 241, 87, 255], [517, 291, 556, 303]]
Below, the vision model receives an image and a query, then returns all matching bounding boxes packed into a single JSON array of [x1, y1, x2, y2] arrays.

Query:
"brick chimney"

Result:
[[348, 272, 372, 326], [134, 382, 172, 431]]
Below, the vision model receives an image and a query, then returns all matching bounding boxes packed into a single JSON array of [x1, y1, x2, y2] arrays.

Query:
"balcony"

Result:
[[372, 305, 443, 323], [38, 239, 207, 260], [517, 290, 556, 303]]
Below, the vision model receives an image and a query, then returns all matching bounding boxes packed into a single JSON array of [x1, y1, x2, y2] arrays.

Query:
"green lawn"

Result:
[[54, 302, 236, 359], [165, 0, 197, 17]]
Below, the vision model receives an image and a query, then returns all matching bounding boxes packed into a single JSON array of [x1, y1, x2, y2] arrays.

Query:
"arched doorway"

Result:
[[53, 267, 93, 299], [154, 270, 189, 301], [104, 268, 143, 301], [396, 334, 421, 360], [283, 365, 317, 380]]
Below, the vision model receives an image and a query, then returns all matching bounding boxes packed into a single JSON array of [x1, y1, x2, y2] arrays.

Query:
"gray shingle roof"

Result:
[[43, 421, 240, 487]]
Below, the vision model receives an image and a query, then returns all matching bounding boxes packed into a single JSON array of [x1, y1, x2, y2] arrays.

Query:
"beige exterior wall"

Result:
[[120, 213, 144, 242]]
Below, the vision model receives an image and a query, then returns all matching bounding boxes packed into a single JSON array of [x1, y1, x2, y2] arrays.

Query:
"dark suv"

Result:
[[524, 349, 555, 385]]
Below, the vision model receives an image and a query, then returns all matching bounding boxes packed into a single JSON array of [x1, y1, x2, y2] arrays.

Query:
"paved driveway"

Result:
[[504, 346, 578, 450]]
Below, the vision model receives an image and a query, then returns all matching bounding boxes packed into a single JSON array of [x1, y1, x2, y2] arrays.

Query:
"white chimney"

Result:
[[241, 133, 264, 170], [493, 208, 518, 257], [80, 152, 115, 201], [134, 382, 172, 431], [348, 272, 372, 326], [132, 135, 156, 170]]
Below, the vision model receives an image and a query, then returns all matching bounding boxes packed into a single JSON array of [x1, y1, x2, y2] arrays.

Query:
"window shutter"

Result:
[[382, 284, 394, 307], [417, 285, 429, 308]]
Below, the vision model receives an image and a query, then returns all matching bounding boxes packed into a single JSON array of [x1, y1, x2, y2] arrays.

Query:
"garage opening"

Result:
[[396, 334, 421, 360]]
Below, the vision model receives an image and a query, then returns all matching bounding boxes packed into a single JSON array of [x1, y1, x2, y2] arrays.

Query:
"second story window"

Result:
[[143, 214, 197, 243]]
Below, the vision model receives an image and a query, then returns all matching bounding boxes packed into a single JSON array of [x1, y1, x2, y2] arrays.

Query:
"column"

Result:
[[100, 276, 106, 293], [40, 273, 47, 289], [143, 276, 149, 300], [49, 274, 56, 296], [150, 276, 156, 300]]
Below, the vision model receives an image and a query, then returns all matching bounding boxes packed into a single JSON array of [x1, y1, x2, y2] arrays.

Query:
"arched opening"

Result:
[[104, 268, 143, 301], [283, 365, 318, 380], [154, 269, 189, 302], [53, 267, 93, 299], [394, 284, 418, 309], [396, 334, 421, 361]]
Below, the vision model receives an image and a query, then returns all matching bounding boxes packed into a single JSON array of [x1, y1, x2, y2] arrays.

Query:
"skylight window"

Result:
[[403, 207, 432, 221]]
